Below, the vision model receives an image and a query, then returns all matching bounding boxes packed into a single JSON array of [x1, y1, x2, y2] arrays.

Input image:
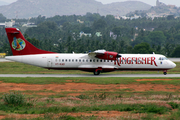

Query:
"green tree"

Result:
[[0, 13, 6, 22], [112, 27, 121, 37], [148, 31, 166, 46], [27, 38, 40, 48], [133, 42, 153, 54], [92, 18, 107, 31], [171, 46, 180, 57]]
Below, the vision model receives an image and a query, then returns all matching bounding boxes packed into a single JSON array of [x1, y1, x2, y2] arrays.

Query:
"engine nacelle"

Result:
[[95, 51, 121, 60]]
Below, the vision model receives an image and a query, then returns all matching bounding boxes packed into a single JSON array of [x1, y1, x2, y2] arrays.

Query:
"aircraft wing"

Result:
[[88, 49, 121, 60], [88, 50, 106, 58]]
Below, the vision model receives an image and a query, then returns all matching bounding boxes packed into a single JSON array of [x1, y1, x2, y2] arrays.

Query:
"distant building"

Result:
[[156, 0, 166, 7], [120, 16, 130, 20], [22, 23, 37, 27], [156, 0, 160, 6], [95, 32, 102, 37], [79, 31, 91, 37], [110, 31, 117, 39], [115, 16, 121, 20], [0, 20, 15, 27], [77, 19, 84, 24]]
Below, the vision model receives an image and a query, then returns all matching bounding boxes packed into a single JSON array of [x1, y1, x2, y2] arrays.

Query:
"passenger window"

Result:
[[72, 59, 74, 62], [100, 60, 102, 62], [59, 59, 61, 62], [97, 60, 99, 62], [62, 59, 64, 62], [90, 60, 92, 62], [86, 59, 88, 62], [93, 59, 95, 62], [79, 59, 81, 62], [76, 59, 78, 62], [65, 59, 67, 62], [83, 60, 85, 62], [104, 60, 106, 62], [69, 59, 71, 62]]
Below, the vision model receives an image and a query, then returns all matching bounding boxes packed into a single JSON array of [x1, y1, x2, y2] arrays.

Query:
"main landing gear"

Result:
[[94, 71, 101, 75], [94, 68, 102, 75], [163, 70, 167, 75]]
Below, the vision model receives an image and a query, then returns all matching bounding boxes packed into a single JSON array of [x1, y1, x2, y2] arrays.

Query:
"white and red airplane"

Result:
[[5, 28, 176, 75]]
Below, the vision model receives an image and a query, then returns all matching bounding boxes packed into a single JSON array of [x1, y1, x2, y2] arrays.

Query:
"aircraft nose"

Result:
[[171, 62, 176, 68], [173, 63, 176, 68]]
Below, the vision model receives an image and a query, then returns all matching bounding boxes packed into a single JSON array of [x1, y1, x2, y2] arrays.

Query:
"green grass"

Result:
[[0, 77, 180, 85], [0, 62, 179, 74], [0, 102, 172, 115], [2, 115, 96, 120], [1, 91, 180, 120]]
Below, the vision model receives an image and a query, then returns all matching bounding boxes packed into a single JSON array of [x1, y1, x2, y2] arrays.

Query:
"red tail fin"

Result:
[[5, 28, 55, 55]]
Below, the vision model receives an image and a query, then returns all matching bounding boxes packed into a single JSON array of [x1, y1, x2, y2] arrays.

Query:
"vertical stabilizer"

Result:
[[5, 28, 55, 55]]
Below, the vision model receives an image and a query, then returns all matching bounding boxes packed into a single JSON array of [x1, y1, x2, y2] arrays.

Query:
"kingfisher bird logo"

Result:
[[12, 37, 26, 51]]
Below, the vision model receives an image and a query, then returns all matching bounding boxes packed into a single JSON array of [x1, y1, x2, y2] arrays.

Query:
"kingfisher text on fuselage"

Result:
[[115, 57, 158, 66]]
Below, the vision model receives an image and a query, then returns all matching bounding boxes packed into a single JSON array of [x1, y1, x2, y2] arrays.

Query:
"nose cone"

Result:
[[171, 62, 176, 68], [173, 62, 176, 68]]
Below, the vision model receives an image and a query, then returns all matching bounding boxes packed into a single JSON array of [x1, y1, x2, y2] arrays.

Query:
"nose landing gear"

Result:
[[163, 70, 167, 75]]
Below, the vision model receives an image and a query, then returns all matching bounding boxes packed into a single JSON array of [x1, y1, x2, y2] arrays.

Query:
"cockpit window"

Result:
[[159, 57, 168, 60]]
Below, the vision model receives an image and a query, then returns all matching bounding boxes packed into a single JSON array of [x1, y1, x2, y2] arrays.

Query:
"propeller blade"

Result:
[[117, 54, 122, 58]]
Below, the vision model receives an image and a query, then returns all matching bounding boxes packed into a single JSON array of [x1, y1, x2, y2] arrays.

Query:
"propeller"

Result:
[[116, 54, 122, 66], [116, 54, 122, 58]]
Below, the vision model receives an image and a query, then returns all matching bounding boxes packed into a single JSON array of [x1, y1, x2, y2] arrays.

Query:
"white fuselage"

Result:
[[5, 53, 176, 72]]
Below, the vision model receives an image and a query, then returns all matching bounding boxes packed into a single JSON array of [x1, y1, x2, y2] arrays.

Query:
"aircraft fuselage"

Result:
[[6, 53, 176, 73]]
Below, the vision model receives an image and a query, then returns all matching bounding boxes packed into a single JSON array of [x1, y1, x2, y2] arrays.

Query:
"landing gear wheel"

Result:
[[163, 70, 167, 75], [94, 71, 100, 75], [163, 72, 167, 75]]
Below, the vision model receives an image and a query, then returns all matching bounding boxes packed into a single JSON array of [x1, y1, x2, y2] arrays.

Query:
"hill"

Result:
[[0, 0, 151, 18], [126, 2, 180, 18]]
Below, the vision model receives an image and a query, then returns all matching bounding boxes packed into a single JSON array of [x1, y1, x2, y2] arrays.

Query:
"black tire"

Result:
[[94, 71, 100, 75], [163, 72, 167, 75]]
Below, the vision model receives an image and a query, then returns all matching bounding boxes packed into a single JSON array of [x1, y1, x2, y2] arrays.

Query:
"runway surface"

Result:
[[0, 74, 180, 77]]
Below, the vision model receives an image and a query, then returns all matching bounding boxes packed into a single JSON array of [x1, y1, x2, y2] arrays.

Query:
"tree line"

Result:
[[0, 13, 180, 57]]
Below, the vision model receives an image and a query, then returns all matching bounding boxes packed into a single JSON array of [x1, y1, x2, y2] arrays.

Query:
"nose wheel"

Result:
[[163, 72, 167, 75], [163, 70, 167, 75]]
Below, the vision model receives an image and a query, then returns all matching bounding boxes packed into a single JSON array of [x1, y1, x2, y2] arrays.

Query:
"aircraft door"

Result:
[[47, 59, 52, 67]]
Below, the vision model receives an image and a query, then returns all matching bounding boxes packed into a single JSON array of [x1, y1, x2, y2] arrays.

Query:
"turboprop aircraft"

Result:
[[5, 28, 176, 75]]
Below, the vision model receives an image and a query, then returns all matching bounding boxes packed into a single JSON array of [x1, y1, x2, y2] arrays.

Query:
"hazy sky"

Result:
[[2, 0, 180, 7]]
